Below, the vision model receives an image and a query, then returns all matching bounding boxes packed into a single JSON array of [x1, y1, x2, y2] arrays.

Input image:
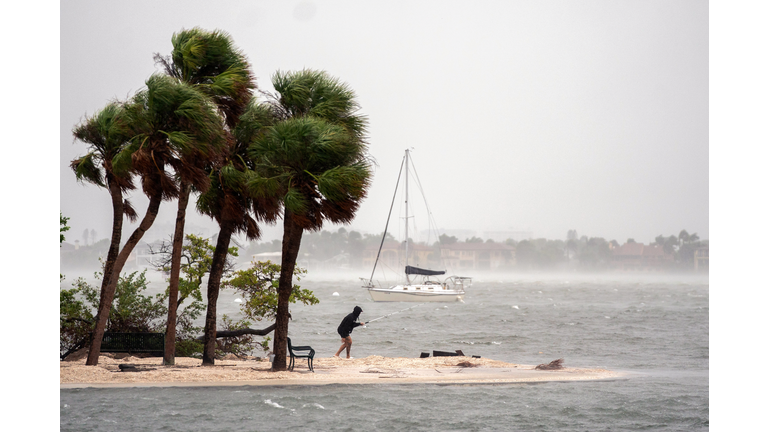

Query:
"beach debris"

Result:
[[420, 352, 430, 358], [332, 292, 339, 296], [535, 359, 565, 370], [433, 350, 465, 357], [361, 367, 398, 374], [456, 361, 478, 368], [118, 364, 156, 372]]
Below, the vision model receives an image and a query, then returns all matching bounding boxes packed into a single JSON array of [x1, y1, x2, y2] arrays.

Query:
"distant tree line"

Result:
[[239, 227, 708, 272]]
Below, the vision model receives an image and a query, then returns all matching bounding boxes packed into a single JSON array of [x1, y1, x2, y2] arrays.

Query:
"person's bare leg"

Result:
[[334, 338, 346, 357], [345, 337, 352, 358], [335, 337, 350, 357]]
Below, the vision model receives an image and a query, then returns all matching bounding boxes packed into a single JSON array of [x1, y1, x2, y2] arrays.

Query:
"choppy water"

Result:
[[61, 274, 709, 431]]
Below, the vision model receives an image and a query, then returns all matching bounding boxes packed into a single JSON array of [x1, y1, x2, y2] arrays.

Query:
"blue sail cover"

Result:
[[405, 265, 446, 276]]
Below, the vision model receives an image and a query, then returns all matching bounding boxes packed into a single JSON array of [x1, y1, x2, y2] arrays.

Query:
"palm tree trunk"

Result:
[[86, 193, 162, 366], [272, 211, 304, 371], [202, 222, 234, 366], [164, 183, 191, 365], [84, 178, 123, 365]]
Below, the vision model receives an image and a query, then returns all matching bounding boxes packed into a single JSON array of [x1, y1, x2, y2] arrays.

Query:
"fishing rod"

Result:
[[365, 304, 424, 324]]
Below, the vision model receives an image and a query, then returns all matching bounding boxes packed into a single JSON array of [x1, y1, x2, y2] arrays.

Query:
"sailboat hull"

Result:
[[366, 286, 465, 302]]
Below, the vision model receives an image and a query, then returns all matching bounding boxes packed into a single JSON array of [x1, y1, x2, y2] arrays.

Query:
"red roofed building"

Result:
[[611, 242, 673, 272]]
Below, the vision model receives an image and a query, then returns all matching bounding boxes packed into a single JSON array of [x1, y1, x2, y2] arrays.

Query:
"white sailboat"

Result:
[[362, 149, 472, 302]]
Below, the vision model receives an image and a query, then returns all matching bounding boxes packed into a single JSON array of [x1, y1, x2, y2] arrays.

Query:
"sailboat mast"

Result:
[[404, 149, 410, 284]]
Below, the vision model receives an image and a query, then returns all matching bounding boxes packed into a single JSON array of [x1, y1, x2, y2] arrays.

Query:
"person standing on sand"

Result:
[[334, 306, 365, 359]]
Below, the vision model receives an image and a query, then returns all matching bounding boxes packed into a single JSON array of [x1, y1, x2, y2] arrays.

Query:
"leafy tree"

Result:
[[221, 261, 318, 357], [153, 27, 255, 365], [465, 236, 483, 243], [60, 286, 94, 359], [504, 238, 518, 247], [223, 260, 318, 323], [60, 213, 70, 245], [245, 69, 372, 370], [60, 268, 169, 359], [515, 239, 567, 269], [565, 238, 578, 259], [439, 233, 458, 245], [577, 237, 611, 270], [149, 233, 237, 346]]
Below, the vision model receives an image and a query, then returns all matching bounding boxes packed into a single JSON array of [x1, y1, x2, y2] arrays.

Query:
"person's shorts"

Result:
[[338, 330, 350, 338]]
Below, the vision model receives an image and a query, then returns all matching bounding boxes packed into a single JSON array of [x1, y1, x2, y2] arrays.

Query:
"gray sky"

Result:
[[60, 0, 708, 245]]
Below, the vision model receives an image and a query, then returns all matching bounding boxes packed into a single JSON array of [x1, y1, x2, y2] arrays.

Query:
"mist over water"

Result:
[[61, 274, 708, 431]]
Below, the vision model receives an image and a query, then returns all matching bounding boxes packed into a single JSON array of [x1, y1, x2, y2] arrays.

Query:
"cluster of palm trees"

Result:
[[70, 28, 372, 370]]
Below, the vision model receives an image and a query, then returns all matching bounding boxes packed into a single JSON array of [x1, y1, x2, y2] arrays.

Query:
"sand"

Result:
[[60, 353, 624, 388]]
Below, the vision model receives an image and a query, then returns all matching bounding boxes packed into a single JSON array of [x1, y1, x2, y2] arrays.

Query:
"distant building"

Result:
[[694, 246, 709, 272], [611, 242, 673, 272], [126, 240, 164, 270]]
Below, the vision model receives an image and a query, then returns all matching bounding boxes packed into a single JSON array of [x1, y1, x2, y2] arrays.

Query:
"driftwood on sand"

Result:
[[535, 358, 565, 370]]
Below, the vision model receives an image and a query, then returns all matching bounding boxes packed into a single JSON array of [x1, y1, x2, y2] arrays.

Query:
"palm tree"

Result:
[[245, 69, 372, 370], [71, 103, 139, 361], [81, 74, 225, 365], [154, 27, 255, 365], [195, 101, 281, 365]]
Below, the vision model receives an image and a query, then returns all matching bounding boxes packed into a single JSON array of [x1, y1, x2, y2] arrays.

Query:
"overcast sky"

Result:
[[60, 0, 709, 245]]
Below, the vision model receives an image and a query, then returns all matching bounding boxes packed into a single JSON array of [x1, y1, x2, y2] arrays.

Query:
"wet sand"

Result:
[[60, 354, 624, 388]]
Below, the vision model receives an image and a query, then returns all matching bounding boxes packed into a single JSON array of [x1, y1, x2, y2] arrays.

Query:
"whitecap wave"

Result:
[[264, 400, 285, 409]]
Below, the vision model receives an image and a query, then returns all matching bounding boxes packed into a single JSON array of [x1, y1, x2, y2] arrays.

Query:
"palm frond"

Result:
[[70, 153, 105, 187], [123, 199, 138, 222], [283, 187, 308, 215]]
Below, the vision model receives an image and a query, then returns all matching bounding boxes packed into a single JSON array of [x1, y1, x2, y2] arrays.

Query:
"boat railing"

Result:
[[446, 276, 473, 289]]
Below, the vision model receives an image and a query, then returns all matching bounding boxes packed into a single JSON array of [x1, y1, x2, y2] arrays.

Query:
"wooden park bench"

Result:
[[100, 332, 165, 357], [287, 337, 315, 372]]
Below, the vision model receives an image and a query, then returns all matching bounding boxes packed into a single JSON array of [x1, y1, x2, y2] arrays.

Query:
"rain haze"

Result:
[[60, 0, 708, 247]]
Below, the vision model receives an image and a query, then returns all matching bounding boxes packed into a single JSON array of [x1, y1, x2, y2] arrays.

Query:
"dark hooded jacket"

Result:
[[337, 306, 363, 337]]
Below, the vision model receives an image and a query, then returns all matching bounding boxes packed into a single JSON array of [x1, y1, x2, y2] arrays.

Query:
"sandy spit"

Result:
[[60, 354, 623, 388]]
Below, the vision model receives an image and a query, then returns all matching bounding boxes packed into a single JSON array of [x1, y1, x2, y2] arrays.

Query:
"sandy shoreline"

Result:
[[61, 354, 624, 388]]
